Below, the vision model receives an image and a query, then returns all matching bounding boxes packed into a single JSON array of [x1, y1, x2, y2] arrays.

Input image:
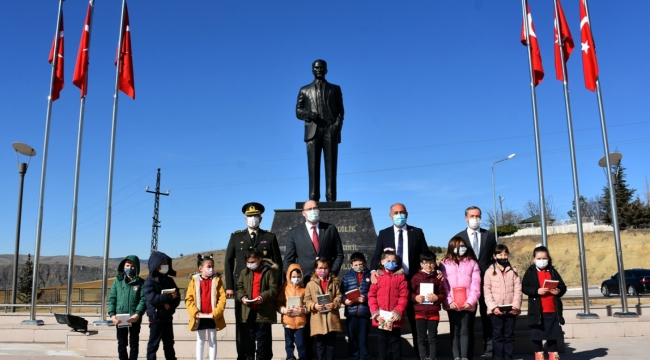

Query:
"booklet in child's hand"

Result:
[[420, 283, 434, 305], [198, 313, 213, 319], [287, 296, 302, 308], [542, 280, 559, 290], [498, 304, 513, 313], [345, 288, 360, 301], [161, 288, 176, 295], [452, 287, 467, 307], [317, 294, 331, 313], [115, 314, 132, 328], [378, 310, 394, 331]]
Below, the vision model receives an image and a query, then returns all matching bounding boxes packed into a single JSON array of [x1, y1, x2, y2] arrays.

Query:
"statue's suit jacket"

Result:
[[296, 80, 344, 143], [283, 221, 345, 284]]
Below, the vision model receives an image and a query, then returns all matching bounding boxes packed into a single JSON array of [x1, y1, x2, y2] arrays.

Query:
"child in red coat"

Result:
[[368, 248, 409, 360]]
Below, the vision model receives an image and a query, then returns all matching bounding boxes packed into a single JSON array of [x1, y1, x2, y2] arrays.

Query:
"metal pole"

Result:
[[499, 196, 505, 224], [66, 0, 95, 316], [521, 0, 548, 247], [583, 0, 636, 318], [492, 163, 499, 242], [553, 0, 596, 319], [95, 0, 126, 326], [11, 163, 28, 313], [24, 0, 64, 326]]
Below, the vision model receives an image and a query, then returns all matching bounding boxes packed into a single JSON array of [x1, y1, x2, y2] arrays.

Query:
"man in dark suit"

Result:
[[296, 59, 344, 202], [224, 202, 282, 360], [370, 203, 429, 359], [454, 206, 497, 360], [283, 200, 345, 283]]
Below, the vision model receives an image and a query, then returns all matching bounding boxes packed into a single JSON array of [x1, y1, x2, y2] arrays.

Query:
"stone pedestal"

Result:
[[270, 202, 377, 273]]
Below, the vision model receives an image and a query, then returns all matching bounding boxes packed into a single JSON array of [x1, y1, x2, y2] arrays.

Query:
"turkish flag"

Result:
[[48, 13, 64, 101], [554, 0, 574, 81], [521, 3, 544, 86], [72, 3, 91, 97], [580, 0, 599, 91], [116, 4, 135, 99]]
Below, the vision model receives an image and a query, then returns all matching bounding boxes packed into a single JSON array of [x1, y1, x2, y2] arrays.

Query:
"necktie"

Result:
[[472, 231, 479, 254], [311, 226, 319, 253], [251, 231, 257, 245], [397, 229, 404, 259]]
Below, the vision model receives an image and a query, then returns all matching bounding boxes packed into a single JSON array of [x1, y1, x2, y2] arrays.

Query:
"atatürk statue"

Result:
[[296, 59, 344, 202]]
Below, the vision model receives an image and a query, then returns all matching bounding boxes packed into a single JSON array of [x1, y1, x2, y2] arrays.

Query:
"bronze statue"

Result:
[[296, 59, 344, 202]]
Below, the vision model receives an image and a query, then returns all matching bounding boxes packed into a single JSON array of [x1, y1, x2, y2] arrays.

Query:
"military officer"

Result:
[[224, 202, 282, 360]]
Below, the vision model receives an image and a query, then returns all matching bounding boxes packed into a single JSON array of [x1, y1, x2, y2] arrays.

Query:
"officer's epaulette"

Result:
[[233, 229, 246, 234]]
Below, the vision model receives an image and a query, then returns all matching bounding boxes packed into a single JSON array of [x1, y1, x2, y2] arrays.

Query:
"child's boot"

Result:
[[548, 352, 560, 360], [534, 352, 545, 360]]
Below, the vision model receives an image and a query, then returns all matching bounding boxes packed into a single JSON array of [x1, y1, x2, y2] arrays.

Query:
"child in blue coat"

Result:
[[340, 252, 372, 360]]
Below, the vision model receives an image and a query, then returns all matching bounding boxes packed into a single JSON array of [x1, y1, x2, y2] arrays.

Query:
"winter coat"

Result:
[[410, 269, 447, 318], [304, 273, 343, 335], [368, 269, 409, 328], [185, 273, 227, 331], [521, 264, 567, 327], [483, 263, 523, 315], [107, 255, 146, 323], [340, 268, 372, 318], [143, 251, 181, 321], [439, 257, 481, 312], [236, 258, 278, 324], [276, 263, 308, 329]]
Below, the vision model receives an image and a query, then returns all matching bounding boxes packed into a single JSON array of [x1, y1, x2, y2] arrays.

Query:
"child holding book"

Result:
[[304, 258, 342, 360], [483, 244, 522, 360], [340, 252, 372, 360], [439, 237, 481, 360], [410, 251, 446, 360], [185, 254, 227, 360], [277, 264, 308, 360], [521, 245, 567, 360], [368, 248, 409, 360]]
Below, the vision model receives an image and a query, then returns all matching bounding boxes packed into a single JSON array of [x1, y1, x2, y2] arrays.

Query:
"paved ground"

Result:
[[0, 337, 647, 360]]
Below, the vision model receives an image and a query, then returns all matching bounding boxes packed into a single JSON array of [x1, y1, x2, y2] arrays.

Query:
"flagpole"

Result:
[[95, 0, 126, 326], [521, 0, 548, 247], [553, 0, 596, 319], [66, 0, 95, 316], [22, 0, 64, 326], [583, 0, 636, 318]]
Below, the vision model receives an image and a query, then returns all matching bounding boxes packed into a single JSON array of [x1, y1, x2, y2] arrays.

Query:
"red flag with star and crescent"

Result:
[[48, 12, 64, 101], [116, 4, 135, 99], [580, 0, 599, 91], [554, 0, 574, 81], [73, 3, 91, 97], [521, 3, 544, 86]]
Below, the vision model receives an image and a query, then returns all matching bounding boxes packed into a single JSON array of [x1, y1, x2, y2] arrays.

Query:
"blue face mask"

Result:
[[124, 268, 134, 276], [392, 214, 407, 227], [384, 261, 397, 271]]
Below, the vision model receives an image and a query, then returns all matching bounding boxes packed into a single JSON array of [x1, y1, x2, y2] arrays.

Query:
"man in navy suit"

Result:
[[370, 203, 429, 359], [454, 206, 497, 360]]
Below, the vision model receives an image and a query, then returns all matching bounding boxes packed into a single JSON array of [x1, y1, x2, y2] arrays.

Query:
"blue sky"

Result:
[[1, 1, 649, 262]]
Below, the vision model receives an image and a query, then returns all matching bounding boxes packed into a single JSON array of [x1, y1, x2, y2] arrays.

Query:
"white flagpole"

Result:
[[583, 0, 636, 318], [66, 0, 95, 316], [95, 0, 126, 326], [521, 0, 548, 247], [553, 0, 596, 319], [23, 0, 64, 326]]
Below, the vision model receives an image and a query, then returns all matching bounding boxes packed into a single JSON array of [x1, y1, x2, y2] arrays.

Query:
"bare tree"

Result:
[[522, 196, 559, 222], [485, 208, 524, 228], [567, 195, 604, 223]]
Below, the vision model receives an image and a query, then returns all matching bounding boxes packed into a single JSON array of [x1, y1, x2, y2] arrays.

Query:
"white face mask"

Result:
[[468, 218, 481, 230], [247, 262, 259, 271], [159, 264, 169, 274], [454, 246, 468, 256], [535, 259, 549, 269], [290, 278, 301, 285], [247, 216, 260, 229], [305, 210, 320, 223]]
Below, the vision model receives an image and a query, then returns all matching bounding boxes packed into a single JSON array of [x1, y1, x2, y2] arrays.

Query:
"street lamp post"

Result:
[[499, 196, 506, 224], [11, 142, 36, 313], [492, 154, 516, 242]]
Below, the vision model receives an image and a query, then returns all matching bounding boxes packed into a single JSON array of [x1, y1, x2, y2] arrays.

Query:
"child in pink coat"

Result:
[[439, 237, 481, 360], [368, 248, 409, 360]]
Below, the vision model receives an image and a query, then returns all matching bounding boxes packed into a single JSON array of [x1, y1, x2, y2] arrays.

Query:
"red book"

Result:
[[345, 288, 360, 301], [453, 287, 467, 307]]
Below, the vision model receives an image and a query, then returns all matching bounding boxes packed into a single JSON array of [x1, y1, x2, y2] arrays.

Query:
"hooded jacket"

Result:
[[410, 268, 447, 318], [276, 263, 308, 329], [483, 263, 523, 315], [107, 255, 146, 322], [185, 272, 227, 332], [439, 257, 481, 312], [304, 273, 343, 335], [340, 267, 372, 318], [368, 268, 409, 328], [144, 251, 181, 321], [521, 264, 567, 327], [236, 258, 279, 324]]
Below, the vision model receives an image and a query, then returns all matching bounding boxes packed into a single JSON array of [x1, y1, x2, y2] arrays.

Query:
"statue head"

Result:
[[312, 59, 328, 80]]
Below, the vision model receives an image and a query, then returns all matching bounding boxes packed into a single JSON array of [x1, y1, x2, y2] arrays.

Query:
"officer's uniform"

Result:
[[224, 202, 282, 360]]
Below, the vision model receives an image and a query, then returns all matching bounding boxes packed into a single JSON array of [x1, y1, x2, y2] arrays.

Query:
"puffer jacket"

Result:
[[185, 273, 227, 331], [236, 258, 278, 324], [276, 264, 308, 329], [483, 263, 523, 315], [107, 255, 146, 322], [521, 264, 567, 327], [340, 268, 372, 318], [439, 257, 481, 312], [144, 251, 181, 321], [368, 269, 409, 328], [304, 273, 343, 335], [410, 269, 447, 318]]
